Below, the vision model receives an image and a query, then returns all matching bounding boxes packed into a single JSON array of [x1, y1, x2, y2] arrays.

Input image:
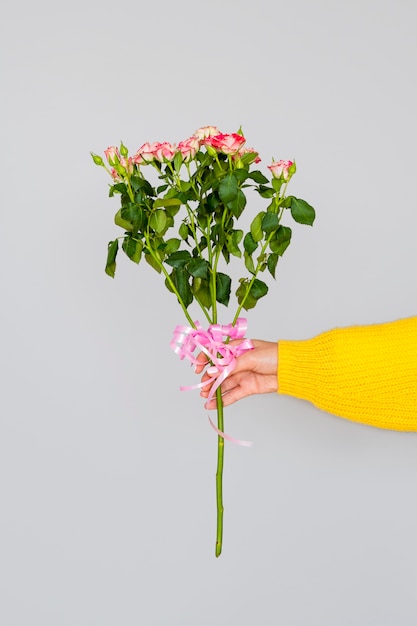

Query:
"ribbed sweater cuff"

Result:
[[277, 317, 417, 431]]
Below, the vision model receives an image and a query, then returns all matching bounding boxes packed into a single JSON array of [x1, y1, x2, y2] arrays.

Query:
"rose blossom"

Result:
[[110, 168, 121, 181], [204, 133, 246, 155], [153, 141, 176, 162], [104, 146, 121, 165], [119, 156, 134, 175], [194, 125, 221, 140], [178, 136, 200, 161], [267, 159, 295, 180], [133, 142, 159, 163], [236, 147, 261, 164]]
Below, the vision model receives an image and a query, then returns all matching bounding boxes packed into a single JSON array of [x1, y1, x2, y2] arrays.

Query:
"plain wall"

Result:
[[1, 0, 417, 624]]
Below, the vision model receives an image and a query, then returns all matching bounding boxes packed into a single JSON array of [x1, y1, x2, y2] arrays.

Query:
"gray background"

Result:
[[1, 0, 417, 624]]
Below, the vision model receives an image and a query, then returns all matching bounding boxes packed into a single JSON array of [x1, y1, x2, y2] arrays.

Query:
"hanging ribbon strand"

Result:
[[171, 318, 254, 446]]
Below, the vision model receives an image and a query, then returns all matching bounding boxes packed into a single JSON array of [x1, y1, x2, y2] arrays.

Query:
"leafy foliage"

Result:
[[92, 128, 315, 324]]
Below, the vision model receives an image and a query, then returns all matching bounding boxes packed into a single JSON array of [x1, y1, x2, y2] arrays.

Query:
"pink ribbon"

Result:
[[171, 318, 254, 446]]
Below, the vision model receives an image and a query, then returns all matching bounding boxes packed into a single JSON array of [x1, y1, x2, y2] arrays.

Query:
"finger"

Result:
[[199, 370, 246, 398], [194, 351, 210, 374], [199, 371, 241, 397], [203, 383, 252, 409]]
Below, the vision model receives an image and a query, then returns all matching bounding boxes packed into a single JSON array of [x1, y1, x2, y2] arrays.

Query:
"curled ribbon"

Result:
[[170, 318, 254, 446]]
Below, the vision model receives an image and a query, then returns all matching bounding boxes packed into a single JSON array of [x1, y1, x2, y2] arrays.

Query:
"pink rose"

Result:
[[154, 141, 177, 162], [178, 136, 200, 161], [120, 156, 134, 175], [104, 146, 121, 165], [204, 133, 246, 155], [267, 160, 295, 180], [236, 147, 261, 164], [134, 142, 159, 163], [194, 125, 221, 140], [110, 168, 121, 181], [132, 152, 144, 165]]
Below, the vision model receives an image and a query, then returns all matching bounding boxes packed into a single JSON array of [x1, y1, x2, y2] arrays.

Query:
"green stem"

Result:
[[185, 203, 203, 257], [145, 238, 195, 328], [215, 387, 225, 558], [232, 198, 287, 324], [194, 294, 212, 324], [206, 219, 217, 323], [232, 241, 270, 324], [124, 177, 135, 203]]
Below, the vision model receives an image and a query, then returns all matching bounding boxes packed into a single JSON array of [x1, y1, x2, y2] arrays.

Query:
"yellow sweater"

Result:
[[278, 316, 417, 431]]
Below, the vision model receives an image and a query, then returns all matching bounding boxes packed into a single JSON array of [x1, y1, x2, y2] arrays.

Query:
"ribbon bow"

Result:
[[171, 318, 254, 446]]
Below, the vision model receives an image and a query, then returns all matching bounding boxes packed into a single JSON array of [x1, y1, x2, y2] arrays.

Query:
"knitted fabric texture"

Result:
[[278, 316, 417, 430]]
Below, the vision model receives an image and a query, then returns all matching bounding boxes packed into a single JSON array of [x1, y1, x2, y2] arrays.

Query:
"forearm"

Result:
[[278, 316, 417, 430]]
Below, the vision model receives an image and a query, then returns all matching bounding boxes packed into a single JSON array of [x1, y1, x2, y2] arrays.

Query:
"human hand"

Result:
[[195, 340, 278, 409]]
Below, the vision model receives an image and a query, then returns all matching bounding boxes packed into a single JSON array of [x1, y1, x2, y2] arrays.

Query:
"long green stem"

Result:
[[215, 387, 225, 557], [194, 294, 212, 324], [206, 218, 217, 323], [146, 240, 195, 328], [232, 235, 272, 325], [232, 202, 285, 324]]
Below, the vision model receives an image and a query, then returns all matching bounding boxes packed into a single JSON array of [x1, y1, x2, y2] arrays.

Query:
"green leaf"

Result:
[[267, 253, 279, 278], [157, 184, 169, 194], [236, 277, 268, 310], [218, 174, 238, 203], [289, 197, 316, 225], [236, 279, 257, 310], [171, 268, 193, 308], [222, 247, 230, 264], [243, 232, 258, 255], [205, 193, 219, 213], [109, 182, 127, 197], [105, 239, 119, 278], [250, 211, 265, 242], [145, 253, 161, 273], [130, 177, 154, 196], [216, 272, 231, 306], [227, 189, 246, 218], [232, 229, 243, 246], [191, 277, 212, 309], [115, 205, 143, 232], [165, 250, 192, 268], [122, 236, 143, 263], [173, 151, 183, 173], [239, 151, 260, 166], [164, 238, 181, 254], [233, 169, 249, 183], [257, 185, 275, 199], [186, 258, 209, 279], [256, 252, 267, 272], [226, 230, 242, 258], [149, 209, 167, 234], [247, 170, 269, 184], [114, 208, 134, 231], [261, 212, 280, 234], [179, 180, 192, 192], [280, 196, 292, 208], [251, 278, 268, 300], [244, 251, 255, 274], [165, 204, 181, 219], [179, 222, 189, 240], [153, 197, 182, 209], [270, 225, 292, 255]]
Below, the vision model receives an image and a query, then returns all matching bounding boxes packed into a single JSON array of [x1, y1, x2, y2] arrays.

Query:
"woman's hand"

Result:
[[195, 340, 278, 410]]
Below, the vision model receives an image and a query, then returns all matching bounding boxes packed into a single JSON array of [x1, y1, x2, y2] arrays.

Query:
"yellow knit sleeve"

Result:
[[278, 317, 417, 430]]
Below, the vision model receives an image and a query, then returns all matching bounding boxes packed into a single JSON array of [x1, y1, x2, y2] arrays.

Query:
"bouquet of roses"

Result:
[[91, 125, 315, 556]]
